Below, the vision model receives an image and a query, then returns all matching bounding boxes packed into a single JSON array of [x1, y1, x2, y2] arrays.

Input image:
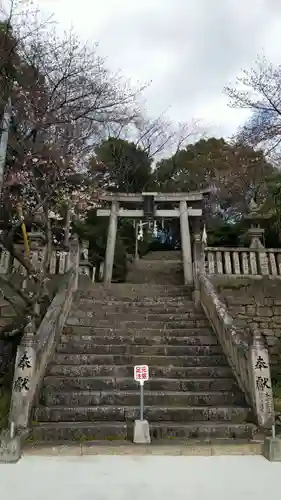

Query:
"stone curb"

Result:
[[23, 442, 263, 457]]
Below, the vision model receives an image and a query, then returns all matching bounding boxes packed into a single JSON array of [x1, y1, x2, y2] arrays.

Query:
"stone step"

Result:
[[52, 353, 226, 366], [126, 262, 183, 281], [56, 343, 223, 356], [73, 293, 194, 304], [47, 364, 233, 378], [75, 301, 196, 311], [131, 257, 181, 263], [29, 421, 257, 443], [60, 334, 219, 346], [63, 326, 214, 337], [41, 390, 245, 407], [43, 376, 239, 393], [133, 260, 182, 266], [142, 249, 182, 260], [68, 311, 206, 321], [128, 260, 182, 268], [66, 318, 210, 328], [34, 405, 252, 423], [127, 276, 183, 285], [76, 286, 191, 300], [142, 251, 182, 261], [139, 258, 182, 264], [126, 275, 183, 285], [79, 292, 190, 300], [150, 422, 257, 440]]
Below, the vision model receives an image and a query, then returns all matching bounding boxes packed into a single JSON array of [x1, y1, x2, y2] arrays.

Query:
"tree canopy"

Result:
[[153, 137, 274, 219], [225, 57, 281, 163], [88, 137, 152, 193]]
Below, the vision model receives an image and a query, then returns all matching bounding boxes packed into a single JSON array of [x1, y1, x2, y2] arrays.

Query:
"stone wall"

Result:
[[214, 278, 281, 377]]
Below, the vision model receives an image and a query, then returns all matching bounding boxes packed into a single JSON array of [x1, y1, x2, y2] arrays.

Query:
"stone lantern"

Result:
[[244, 199, 272, 249]]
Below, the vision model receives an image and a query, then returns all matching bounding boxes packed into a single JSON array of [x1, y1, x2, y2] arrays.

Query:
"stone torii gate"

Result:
[[97, 191, 207, 285]]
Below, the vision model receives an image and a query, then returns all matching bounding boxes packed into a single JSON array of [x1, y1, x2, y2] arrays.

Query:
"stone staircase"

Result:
[[30, 251, 256, 443], [126, 250, 183, 284]]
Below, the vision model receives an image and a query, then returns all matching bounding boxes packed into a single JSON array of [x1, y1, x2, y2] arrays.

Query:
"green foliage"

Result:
[[153, 137, 274, 220], [207, 221, 243, 247], [89, 137, 153, 193], [118, 219, 136, 255], [263, 173, 281, 232], [154, 137, 228, 192], [74, 210, 135, 282], [206, 216, 280, 248], [77, 135, 280, 260]]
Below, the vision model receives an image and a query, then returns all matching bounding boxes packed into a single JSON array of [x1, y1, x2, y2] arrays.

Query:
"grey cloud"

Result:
[[91, 0, 281, 128], [36, 0, 281, 135]]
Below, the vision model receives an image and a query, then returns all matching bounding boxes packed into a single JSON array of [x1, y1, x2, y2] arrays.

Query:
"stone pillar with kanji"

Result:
[[250, 328, 274, 429]]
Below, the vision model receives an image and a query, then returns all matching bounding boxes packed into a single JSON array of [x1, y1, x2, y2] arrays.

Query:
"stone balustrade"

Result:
[[205, 247, 281, 277], [198, 271, 275, 430], [0, 246, 76, 276], [8, 238, 80, 432], [0, 244, 104, 283], [4, 242, 279, 281]]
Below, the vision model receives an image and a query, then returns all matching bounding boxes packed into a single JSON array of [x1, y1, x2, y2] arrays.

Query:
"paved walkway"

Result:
[[0, 454, 280, 500]]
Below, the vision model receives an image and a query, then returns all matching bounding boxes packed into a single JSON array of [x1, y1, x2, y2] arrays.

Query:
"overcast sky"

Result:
[[5, 0, 281, 139]]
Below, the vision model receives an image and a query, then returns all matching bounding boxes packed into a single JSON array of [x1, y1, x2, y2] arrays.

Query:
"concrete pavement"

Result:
[[0, 453, 281, 500]]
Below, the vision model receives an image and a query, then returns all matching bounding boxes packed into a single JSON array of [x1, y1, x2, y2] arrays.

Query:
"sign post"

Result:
[[140, 381, 144, 421], [134, 365, 149, 420], [133, 365, 151, 444]]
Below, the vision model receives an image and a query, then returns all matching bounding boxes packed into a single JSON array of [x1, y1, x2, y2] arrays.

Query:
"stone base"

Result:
[[133, 420, 151, 444], [0, 431, 22, 463], [263, 437, 281, 461]]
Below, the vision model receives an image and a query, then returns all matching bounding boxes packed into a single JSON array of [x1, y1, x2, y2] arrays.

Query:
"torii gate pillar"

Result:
[[179, 200, 193, 285], [104, 200, 118, 284]]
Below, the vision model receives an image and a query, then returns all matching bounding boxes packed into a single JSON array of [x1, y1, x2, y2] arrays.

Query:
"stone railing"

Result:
[[198, 271, 274, 430], [0, 245, 77, 276], [8, 237, 79, 431], [205, 247, 281, 277], [0, 243, 103, 283]]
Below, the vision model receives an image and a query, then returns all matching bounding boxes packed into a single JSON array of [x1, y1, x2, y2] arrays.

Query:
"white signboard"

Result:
[[134, 365, 149, 385]]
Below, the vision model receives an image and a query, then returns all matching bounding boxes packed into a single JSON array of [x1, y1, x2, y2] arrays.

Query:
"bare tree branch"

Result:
[[225, 56, 281, 160]]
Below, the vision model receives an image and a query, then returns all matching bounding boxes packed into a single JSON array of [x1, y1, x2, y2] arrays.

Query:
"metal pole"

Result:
[[0, 97, 12, 195], [140, 381, 144, 421]]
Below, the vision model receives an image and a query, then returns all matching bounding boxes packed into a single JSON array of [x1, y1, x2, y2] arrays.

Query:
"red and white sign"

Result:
[[134, 365, 149, 385]]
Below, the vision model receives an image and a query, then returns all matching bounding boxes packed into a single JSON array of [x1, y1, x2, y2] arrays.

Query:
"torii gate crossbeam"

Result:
[[97, 191, 207, 285]]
